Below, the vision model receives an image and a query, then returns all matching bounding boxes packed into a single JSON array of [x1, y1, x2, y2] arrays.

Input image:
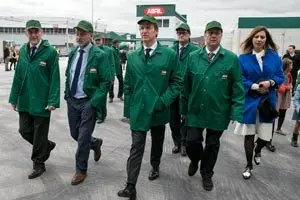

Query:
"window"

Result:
[[157, 19, 162, 28], [0, 27, 4, 33], [163, 19, 169, 28]]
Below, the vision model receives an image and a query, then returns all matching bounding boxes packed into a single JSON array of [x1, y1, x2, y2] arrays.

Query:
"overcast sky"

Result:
[[1, 0, 300, 36]]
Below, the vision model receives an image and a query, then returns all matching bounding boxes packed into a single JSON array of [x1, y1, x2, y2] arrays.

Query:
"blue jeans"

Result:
[[67, 98, 100, 173]]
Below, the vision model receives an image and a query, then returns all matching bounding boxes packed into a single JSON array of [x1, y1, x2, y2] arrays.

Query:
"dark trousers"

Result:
[[67, 98, 100, 173], [126, 125, 165, 185], [19, 112, 54, 169], [109, 74, 124, 99], [186, 127, 223, 178], [169, 97, 181, 146], [277, 109, 287, 130], [97, 93, 108, 121]]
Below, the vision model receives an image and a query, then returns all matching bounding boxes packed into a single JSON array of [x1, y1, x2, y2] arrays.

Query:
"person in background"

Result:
[[266, 58, 293, 152], [9, 47, 17, 70], [109, 39, 124, 103], [170, 23, 198, 156], [235, 26, 284, 180], [4, 45, 10, 71], [291, 84, 300, 147], [283, 45, 300, 96]]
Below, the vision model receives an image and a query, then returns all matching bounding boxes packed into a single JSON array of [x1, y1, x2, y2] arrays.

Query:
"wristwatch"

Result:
[[269, 80, 275, 87]]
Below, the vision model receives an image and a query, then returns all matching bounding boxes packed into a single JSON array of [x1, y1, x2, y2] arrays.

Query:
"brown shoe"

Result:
[[71, 172, 87, 185]]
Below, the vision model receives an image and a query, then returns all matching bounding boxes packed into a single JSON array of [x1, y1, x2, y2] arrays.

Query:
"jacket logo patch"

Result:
[[161, 69, 167, 75], [90, 68, 97, 73], [221, 74, 228, 79], [39, 61, 47, 66]]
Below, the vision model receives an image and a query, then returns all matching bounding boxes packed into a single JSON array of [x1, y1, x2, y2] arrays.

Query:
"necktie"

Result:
[[30, 46, 37, 58], [179, 47, 185, 60], [70, 49, 85, 96], [208, 52, 215, 62], [145, 48, 151, 61]]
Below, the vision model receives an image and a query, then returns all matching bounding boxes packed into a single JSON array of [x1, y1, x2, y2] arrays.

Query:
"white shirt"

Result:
[[143, 41, 158, 56], [29, 40, 42, 56], [205, 46, 220, 61], [251, 49, 265, 90]]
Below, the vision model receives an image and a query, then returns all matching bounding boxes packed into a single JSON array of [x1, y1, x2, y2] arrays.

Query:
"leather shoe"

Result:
[[108, 98, 113, 103], [94, 139, 103, 162], [202, 175, 214, 191], [119, 96, 124, 101], [28, 168, 45, 179], [96, 119, 105, 124], [71, 172, 87, 185], [181, 146, 187, 156], [148, 168, 159, 181], [188, 162, 198, 176], [117, 184, 136, 200], [172, 145, 180, 154]]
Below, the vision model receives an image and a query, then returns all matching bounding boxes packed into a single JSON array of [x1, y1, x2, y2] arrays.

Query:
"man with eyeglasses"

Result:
[[180, 21, 244, 191], [64, 20, 111, 185], [170, 23, 198, 157], [9, 19, 60, 179]]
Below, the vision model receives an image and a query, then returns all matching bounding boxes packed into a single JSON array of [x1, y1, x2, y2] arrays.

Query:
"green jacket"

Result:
[[124, 43, 183, 131], [180, 46, 244, 131], [112, 46, 122, 76], [98, 45, 116, 80], [9, 40, 60, 117], [171, 41, 199, 75], [64, 44, 111, 109]]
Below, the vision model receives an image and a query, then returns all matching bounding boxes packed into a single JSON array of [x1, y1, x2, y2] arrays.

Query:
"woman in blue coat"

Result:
[[234, 26, 284, 179]]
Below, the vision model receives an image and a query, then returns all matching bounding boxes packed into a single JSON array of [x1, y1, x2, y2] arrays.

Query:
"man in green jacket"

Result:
[[9, 19, 60, 179], [170, 23, 199, 156], [180, 21, 244, 191], [93, 33, 115, 123], [118, 16, 182, 199], [65, 20, 111, 185], [109, 39, 124, 103]]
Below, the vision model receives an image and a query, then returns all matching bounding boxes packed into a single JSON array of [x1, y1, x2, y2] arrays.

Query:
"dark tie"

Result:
[[30, 46, 37, 58], [208, 52, 215, 61], [145, 48, 151, 61], [70, 49, 85, 96], [179, 47, 185, 60]]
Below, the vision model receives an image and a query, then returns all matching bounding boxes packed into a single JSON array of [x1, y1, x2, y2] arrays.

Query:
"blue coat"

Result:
[[239, 48, 284, 124]]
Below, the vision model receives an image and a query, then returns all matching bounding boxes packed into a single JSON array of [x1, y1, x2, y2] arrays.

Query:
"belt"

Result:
[[71, 97, 89, 104]]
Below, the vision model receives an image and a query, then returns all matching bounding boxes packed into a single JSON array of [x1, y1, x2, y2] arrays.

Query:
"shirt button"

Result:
[[203, 89, 206, 92], [201, 104, 204, 106], [206, 77, 208, 79]]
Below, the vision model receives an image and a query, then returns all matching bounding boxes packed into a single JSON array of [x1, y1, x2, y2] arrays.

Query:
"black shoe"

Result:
[[172, 145, 180, 154], [28, 168, 45, 179], [119, 96, 124, 101], [202, 175, 214, 191], [291, 135, 299, 147], [94, 139, 103, 162], [96, 119, 105, 124], [188, 162, 198, 176], [181, 146, 187, 156], [108, 98, 113, 103], [148, 167, 159, 181], [266, 142, 276, 152], [117, 184, 136, 200]]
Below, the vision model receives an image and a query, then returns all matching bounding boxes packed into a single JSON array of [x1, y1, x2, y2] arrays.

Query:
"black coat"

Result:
[[283, 53, 300, 81], [4, 48, 10, 59]]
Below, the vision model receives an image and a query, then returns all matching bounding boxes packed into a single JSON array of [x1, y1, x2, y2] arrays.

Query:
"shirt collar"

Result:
[[78, 42, 93, 53], [30, 39, 42, 49], [205, 46, 220, 55], [179, 43, 188, 49], [290, 53, 295, 57], [143, 41, 158, 52], [252, 49, 265, 57]]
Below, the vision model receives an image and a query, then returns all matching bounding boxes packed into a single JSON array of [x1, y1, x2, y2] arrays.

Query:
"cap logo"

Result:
[[144, 6, 165, 16]]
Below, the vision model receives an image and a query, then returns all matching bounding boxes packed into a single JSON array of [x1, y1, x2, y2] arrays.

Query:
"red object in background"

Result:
[[144, 7, 165, 16]]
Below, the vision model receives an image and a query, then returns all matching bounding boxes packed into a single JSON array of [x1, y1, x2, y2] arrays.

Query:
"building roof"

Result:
[[238, 17, 300, 28]]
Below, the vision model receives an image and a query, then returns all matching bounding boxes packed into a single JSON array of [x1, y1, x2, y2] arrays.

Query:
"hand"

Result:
[[11, 104, 17, 111], [45, 105, 56, 111], [259, 81, 271, 88], [257, 87, 269, 94]]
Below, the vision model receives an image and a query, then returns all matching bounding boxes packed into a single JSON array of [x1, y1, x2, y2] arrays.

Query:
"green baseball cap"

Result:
[[93, 33, 102, 40], [137, 15, 157, 25], [176, 23, 190, 33], [205, 21, 222, 32], [75, 20, 93, 33], [26, 20, 42, 29]]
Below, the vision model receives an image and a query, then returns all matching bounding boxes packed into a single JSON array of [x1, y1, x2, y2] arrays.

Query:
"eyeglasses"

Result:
[[176, 31, 188, 35]]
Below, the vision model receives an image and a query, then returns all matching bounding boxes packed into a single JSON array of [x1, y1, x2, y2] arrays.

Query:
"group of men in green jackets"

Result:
[[9, 16, 245, 198]]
